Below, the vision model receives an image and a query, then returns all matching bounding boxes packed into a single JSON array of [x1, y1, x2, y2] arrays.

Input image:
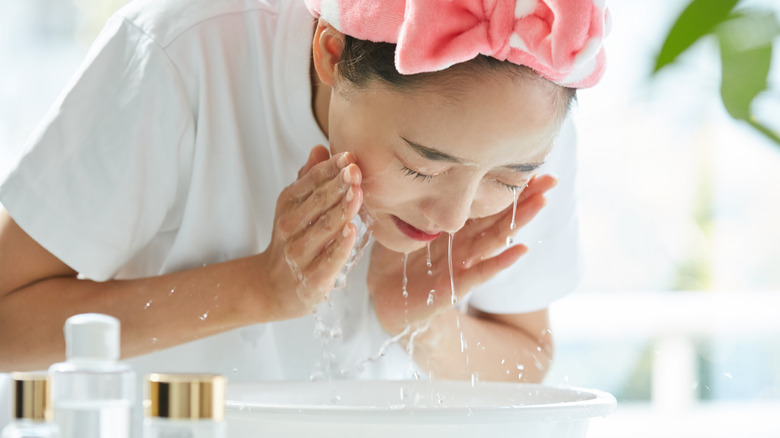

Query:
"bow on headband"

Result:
[[305, 0, 609, 88]]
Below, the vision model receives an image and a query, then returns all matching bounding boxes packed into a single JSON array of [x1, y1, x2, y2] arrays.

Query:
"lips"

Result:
[[392, 216, 442, 242]]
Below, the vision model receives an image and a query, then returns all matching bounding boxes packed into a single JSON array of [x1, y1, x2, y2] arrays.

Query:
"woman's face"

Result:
[[327, 73, 563, 254]]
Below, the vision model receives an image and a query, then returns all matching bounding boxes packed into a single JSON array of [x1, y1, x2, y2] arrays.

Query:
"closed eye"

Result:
[[400, 165, 435, 182]]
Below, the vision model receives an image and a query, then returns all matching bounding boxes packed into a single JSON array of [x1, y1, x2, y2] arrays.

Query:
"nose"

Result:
[[422, 180, 479, 234]]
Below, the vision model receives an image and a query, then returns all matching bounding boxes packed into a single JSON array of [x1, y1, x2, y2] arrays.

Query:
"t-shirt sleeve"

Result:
[[0, 16, 194, 281], [466, 116, 583, 314]]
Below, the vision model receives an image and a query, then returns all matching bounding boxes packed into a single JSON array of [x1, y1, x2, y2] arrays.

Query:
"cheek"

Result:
[[355, 155, 410, 210], [471, 186, 515, 219]]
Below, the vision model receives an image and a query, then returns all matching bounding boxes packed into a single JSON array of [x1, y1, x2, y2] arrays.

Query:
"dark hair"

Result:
[[336, 35, 577, 117]]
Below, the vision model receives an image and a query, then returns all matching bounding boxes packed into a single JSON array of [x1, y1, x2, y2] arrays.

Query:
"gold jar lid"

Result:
[[146, 373, 226, 420], [11, 372, 50, 421]]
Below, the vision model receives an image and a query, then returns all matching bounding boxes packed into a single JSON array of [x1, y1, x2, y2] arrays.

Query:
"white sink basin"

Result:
[[225, 380, 616, 438]]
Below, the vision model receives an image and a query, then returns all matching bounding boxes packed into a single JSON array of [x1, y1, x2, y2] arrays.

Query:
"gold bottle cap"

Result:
[[11, 372, 51, 421], [146, 373, 226, 420]]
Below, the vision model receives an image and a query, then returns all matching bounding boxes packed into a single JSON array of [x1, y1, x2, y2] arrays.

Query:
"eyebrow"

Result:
[[402, 137, 464, 164], [401, 137, 545, 172], [503, 162, 544, 172]]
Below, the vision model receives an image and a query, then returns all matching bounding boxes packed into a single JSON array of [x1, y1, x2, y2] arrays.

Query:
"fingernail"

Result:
[[345, 186, 354, 203], [342, 166, 353, 185], [342, 224, 351, 238], [337, 153, 349, 169]]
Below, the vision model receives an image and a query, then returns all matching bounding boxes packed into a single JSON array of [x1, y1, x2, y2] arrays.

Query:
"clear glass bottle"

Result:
[[1, 372, 60, 438], [143, 374, 226, 438], [48, 314, 136, 438]]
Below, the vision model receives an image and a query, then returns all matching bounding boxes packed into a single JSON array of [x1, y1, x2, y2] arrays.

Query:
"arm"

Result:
[[0, 147, 362, 371], [0, 210, 259, 371], [403, 307, 553, 382]]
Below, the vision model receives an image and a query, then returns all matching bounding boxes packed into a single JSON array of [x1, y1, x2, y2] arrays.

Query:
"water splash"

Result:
[[334, 211, 374, 290], [310, 212, 374, 381], [406, 321, 432, 379], [426, 242, 433, 276], [402, 253, 409, 299], [448, 233, 457, 305], [510, 186, 519, 231], [354, 326, 412, 370]]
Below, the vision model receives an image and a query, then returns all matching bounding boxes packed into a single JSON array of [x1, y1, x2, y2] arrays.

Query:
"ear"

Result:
[[312, 19, 345, 87]]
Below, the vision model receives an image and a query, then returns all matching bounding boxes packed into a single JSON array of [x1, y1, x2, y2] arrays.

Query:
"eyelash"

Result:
[[400, 165, 525, 191], [401, 165, 436, 182]]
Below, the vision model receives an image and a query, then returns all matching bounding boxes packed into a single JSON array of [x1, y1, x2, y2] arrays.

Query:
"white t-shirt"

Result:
[[0, 0, 580, 381]]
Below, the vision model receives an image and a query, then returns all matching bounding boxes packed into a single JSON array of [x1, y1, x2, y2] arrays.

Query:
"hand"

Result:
[[367, 175, 558, 335], [254, 145, 363, 320]]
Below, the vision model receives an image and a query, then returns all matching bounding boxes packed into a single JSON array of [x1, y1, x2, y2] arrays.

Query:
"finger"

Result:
[[302, 221, 359, 294], [298, 145, 331, 179], [283, 151, 355, 209], [457, 245, 528, 294], [285, 183, 363, 267], [278, 163, 361, 238], [462, 194, 546, 268]]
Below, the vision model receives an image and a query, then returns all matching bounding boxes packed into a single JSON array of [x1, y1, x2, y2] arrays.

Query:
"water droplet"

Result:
[[426, 242, 433, 271], [510, 186, 519, 230], [724, 372, 733, 379], [501, 359, 506, 365], [232, 368, 238, 374], [402, 253, 409, 299], [448, 234, 456, 305], [517, 364, 525, 370], [144, 300, 153, 310], [426, 289, 435, 306], [506, 235, 513, 246], [199, 311, 209, 321], [169, 288, 176, 296], [151, 337, 158, 343]]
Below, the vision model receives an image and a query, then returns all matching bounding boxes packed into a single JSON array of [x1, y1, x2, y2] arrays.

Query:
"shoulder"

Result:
[[113, 0, 286, 47]]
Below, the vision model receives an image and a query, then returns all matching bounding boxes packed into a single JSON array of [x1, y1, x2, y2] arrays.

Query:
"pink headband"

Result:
[[305, 0, 609, 88]]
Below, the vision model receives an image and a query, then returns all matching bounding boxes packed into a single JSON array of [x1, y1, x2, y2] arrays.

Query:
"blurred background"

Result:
[[1, 0, 778, 437]]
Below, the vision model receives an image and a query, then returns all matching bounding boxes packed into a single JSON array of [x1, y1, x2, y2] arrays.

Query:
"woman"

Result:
[[0, 0, 607, 384]]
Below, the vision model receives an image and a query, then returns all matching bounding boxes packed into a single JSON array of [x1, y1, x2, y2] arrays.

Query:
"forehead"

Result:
[[359, 70, 563, 166]]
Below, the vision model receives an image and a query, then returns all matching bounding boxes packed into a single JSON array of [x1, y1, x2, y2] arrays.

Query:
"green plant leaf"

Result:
[[718, 11, 779, 145], [747, 119, 780, 145], [654, 0, 739, 73]]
